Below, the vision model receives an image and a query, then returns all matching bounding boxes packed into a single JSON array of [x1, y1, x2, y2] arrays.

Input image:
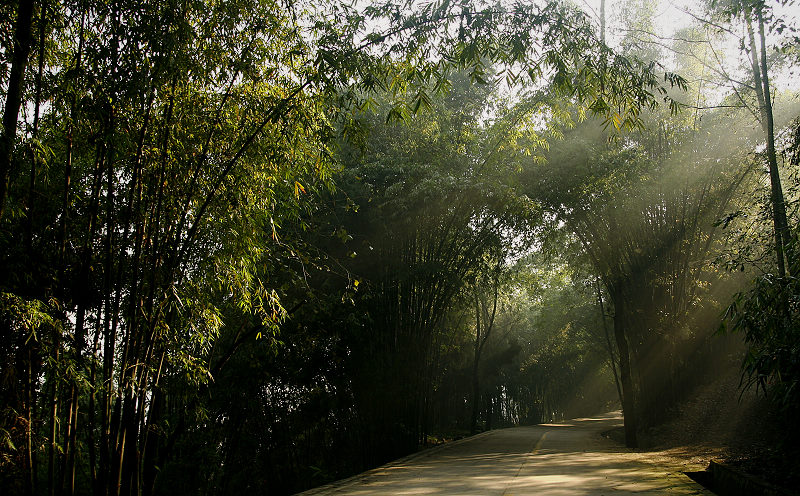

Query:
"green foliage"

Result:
[[505, 258, 618, 423], [725, 274, 800, 412], [328, 68, 539, 452], [0, 293, 58, 343], [0, 0, 711, 493], [313, 0, 685, 133], [721, 117, 800, 417], [521, 93, 755, 429]]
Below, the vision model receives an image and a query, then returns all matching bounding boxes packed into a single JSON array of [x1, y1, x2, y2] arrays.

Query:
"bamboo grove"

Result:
[[1, 0, 799, 495]]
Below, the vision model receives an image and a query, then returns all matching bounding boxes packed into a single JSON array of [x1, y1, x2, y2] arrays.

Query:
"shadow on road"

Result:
[[297, 413, 713, 495]]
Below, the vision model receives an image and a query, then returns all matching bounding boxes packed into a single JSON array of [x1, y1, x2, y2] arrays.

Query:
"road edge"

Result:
[[294, 430, 497, 495]]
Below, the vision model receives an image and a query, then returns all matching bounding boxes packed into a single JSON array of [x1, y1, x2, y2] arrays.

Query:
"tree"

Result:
[[0, 0, 35, 218], [691, 0, 795, 277], [521, 96, 752, 444], [696, 0, 800, 423], [469, 262, 502, 434], [1, 1, 338, 493], [330, 70, 536, 454], [0, 0, 690, 492]]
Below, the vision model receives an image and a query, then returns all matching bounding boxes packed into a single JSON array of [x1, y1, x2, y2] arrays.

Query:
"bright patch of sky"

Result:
[[577, 0, 698, 44], [575, 0, 799, 96]]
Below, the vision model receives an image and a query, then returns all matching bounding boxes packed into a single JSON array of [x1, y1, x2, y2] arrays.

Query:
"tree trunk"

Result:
[[470, 293, 483, 434], [469, 277, 499, 434], [47, 345, 59, 496], [596, 278, 622, 406], [612, 285, 637, 448], [0, 0, 35, 219], [470, 362, 481, 434], [747, 11, 791, 277], [757, 10, 792, 273], [25, 0, 48, 252]]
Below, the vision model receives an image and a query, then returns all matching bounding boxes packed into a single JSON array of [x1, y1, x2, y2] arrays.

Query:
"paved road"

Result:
[[297, 413, 711, 495]]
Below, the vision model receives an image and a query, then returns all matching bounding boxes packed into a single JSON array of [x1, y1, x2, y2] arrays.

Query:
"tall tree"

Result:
[[0, 0, 35, 219]]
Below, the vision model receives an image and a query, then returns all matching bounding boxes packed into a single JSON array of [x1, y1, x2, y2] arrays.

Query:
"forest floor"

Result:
[[611, 366, 800, 492]]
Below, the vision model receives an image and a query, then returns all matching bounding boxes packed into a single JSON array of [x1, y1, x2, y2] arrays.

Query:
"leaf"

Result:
[[294, 181, 306, 198]]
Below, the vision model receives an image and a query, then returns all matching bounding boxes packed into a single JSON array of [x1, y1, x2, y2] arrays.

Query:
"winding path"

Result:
[[297, 412, 711, 495]]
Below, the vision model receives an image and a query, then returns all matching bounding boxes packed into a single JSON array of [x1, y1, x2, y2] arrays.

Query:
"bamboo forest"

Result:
[[1, 0, 799, 495]]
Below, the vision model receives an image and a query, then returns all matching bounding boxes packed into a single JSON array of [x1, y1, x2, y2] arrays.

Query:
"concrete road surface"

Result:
[[297, 412, 711, 495]]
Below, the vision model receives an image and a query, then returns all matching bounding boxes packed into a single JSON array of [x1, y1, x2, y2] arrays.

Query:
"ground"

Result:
[[299, 364, 799, 495], [297, 413, 712, 495], [620, 365, 800, 491]]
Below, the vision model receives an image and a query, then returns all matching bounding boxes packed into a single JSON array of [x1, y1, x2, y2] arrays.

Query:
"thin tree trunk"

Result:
[[600, 0, 605, 43], [612, 285, 637, 448], [0, 0, 35, 219], [470, 276, 499, 434], [109, 88, 154, 496], [46, 336, 62, 496], [470, 291, 483, 434], [747, 12, 790, 277], [88, 317, 103, 495], [63, 141, 105, 496], [59, 7, 83, 264], [596, 278, 622, 406], [61, 386, 77, 495], [757, 10, 792, 273], [98, 4, 120, 486], [24, 348, 34, 496], [25, 0, 48, 252]]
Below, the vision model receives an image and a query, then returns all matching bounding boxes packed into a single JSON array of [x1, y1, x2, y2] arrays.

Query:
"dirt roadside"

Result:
[[605, 367, 799, 491]]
